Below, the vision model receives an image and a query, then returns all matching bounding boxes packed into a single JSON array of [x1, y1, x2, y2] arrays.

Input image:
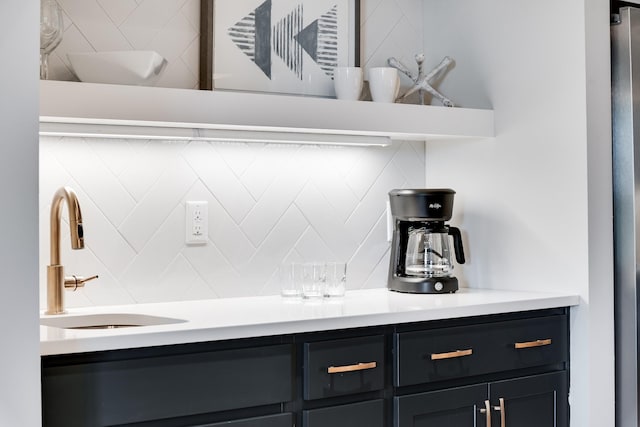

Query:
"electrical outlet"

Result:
[[186, 201, 208, 245]]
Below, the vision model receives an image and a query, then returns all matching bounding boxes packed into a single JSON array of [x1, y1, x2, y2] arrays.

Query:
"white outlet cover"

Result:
[[186, 201, 208, 245]]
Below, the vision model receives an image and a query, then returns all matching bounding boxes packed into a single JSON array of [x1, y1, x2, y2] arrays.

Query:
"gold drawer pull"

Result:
[[514, 338, 552, 349], [430, 349, 473, 360], [327, 361, 377, 374]]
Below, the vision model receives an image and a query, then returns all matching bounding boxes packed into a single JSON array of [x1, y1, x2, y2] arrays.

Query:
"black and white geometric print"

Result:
[[227, 1, 340, 80]]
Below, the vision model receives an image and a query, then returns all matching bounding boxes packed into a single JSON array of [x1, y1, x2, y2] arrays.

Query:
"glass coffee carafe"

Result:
[[388, 189, 466, 294], [405, 227, 454, 278]]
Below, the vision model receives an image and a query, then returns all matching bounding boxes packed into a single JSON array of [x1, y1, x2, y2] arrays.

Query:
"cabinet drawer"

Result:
[[42, 344, 293, 427], [395, 323, 487, 386], [395, 314, 567, 387], [197, 413, 294, 427], [303, 399, 385, 427], [490, 315, 568, 372], [304, 335, 385, 400]]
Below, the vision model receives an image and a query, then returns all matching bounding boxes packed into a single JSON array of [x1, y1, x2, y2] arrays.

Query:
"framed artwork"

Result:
[[200, 0, 361, 97]]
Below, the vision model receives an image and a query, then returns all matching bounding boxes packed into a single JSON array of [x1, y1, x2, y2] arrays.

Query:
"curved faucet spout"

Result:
[[46, 186, 96, 315], [49, 186, 84, 266]]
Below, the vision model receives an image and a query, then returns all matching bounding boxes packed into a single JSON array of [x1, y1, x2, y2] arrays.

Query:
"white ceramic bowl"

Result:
[[67, 50, 168, 86]]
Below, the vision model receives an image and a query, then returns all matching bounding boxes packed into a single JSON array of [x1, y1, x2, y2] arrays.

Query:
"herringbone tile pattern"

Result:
[[39, 137, 426, 307], [39, 0, 426, 307]]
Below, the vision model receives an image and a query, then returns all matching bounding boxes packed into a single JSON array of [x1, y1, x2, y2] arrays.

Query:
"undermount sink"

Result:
[[40, 313, 186, 330]]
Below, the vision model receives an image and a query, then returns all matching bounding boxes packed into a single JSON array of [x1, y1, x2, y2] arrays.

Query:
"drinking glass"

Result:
[[301, 263, 325, 299], [324, 262, 347, 297], [40, 0, 63, 80], [279, 262, 301, 298]]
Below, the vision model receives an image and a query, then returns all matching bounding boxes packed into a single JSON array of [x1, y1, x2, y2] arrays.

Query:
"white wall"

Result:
[[422, 1, 613, 426], [0, 0, 41, 425], [584, 0, 615, 424], [39, 138, 425, 308]]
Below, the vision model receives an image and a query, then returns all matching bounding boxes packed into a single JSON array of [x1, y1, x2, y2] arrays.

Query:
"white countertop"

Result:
[[40, 288, 580, 356]]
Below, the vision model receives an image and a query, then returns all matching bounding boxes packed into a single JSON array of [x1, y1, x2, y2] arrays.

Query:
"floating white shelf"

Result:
[[40, 81, 494, 142]]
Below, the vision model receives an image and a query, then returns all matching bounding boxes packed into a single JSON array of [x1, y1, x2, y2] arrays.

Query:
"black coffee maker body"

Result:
[[388, 189, 465, 294]]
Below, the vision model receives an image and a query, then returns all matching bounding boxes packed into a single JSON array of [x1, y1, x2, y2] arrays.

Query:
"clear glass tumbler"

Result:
[[301, 262, 325, 299], [279, 262, 301, 298], [324, 262, 347, 297]]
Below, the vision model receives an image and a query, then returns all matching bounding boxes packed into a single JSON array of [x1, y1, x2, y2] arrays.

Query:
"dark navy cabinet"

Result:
[[394, 372, 567, 427], [394, 384, 487, 426], [393, 310, 569, 427], [303, 399, 385, 427], [197, 414, 294, 427], [42, 308, 569, 427], [42, 342, 294, 427], [394, 314, 568, 387], [489, 371, 568, 427], [303, 335, 385, 400]]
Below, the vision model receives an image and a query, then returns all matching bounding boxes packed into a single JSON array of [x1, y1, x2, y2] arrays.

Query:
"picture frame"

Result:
[[199, 0, 361, 97]]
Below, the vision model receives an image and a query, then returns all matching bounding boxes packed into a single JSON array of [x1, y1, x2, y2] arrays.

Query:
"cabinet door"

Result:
[[394, 384, 487, 427], [489, 371, 567, 427], [196, 413, 293, 427], [303, 399, 384, 427]]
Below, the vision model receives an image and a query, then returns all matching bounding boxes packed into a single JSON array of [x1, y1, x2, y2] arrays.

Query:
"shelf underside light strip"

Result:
[[39, 119, 392, 147]]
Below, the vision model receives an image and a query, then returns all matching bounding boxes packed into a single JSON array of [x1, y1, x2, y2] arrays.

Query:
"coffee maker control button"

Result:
[[434, 282, 444, 291]]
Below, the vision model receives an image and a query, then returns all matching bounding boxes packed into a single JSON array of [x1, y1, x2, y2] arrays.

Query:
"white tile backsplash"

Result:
[[295, 182, 360, 260], [119, 0, 187, 49], [184, 181, 256, 272], [51, 137, 138, 226], [96, 0, 138, 27], [183, 141, 256, 223], [39, 136, 425, 308], [348, 212, 392, 287], [58, 0, 133, 51], [39, 0, 426, 307], [118, 157, 197, 252]]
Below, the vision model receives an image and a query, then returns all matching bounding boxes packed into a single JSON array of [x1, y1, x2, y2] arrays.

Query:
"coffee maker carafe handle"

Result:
[[448, 227, 466, 264]]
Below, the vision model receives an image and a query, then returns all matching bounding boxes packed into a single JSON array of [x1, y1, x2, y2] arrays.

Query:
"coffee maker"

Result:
[[388, 189, 465, 294]]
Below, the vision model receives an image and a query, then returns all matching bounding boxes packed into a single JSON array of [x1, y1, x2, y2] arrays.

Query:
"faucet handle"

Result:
[[64, 274, 99, 291]]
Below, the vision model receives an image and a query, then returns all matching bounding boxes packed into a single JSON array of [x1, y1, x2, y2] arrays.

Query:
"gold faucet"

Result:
[[45, 186, 98, 315]]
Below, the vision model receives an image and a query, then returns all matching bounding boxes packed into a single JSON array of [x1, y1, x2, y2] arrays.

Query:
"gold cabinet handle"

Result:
[[430, 349, 473, 360], [327, 361, 377, 374], [493, 397, 506, 427], [479, 399, 492, 427], [514, 338, 552, 349]]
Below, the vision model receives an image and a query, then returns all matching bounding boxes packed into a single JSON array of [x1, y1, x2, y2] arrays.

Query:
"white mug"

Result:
[[333, 67, 363, 101], [368, 67, 400, 103]]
